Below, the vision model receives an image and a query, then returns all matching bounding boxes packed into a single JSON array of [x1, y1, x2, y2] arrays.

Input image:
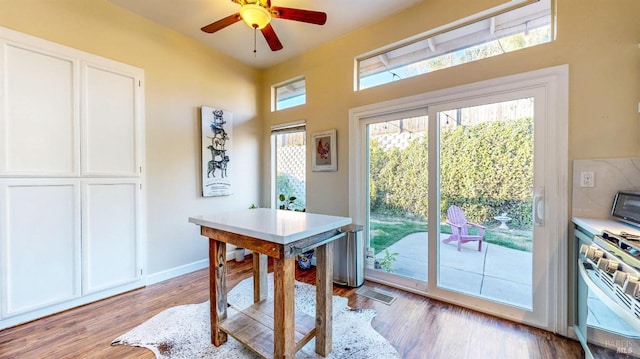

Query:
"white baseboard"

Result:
[[146, 250, 254, 286], [146, 259, 209, 285], [2, 253, 256, 330]]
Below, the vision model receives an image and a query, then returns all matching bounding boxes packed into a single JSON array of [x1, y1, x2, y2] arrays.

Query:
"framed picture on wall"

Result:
[[312, 129, 337, 172], [201, 106, 233, 197]]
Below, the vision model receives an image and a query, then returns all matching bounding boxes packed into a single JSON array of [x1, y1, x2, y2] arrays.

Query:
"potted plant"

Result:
[[278, 194, 296, 210], [278, 194, 312, 267], [376, 249, 398, 273]]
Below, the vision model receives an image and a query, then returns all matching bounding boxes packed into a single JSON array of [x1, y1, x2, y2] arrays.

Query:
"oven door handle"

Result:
[[534, 189, 544, 227]]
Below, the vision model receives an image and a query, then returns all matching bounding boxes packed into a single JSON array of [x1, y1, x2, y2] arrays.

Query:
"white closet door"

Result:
[[0, 179, 81, 317], [82, 63, 141, 176], [82, 179, 141, 294], [0, 42, 80, 176], [0, 27, 145, 330]]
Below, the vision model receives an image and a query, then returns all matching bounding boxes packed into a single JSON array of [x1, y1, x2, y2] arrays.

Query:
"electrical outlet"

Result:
[[580, 171, 595, 188]]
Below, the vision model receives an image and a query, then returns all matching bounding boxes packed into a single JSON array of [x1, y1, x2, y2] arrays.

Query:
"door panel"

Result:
[[429, 87, 551, 328], [363, 108, 429, 291], [434, 96, 535, 310], [83, 63, 140, 176], [1, 180, 81, 316], [0, 43, 78, 175], [82, 180, 141, 294]]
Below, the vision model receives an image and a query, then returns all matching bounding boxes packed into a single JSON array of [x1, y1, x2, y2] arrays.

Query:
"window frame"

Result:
[[354, 0, 551, 91], [272, 76, 306, 111]]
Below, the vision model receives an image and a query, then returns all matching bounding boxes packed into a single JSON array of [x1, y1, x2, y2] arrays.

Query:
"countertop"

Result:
[[189, 208, 352, 244], [572, 216, 640, 237]]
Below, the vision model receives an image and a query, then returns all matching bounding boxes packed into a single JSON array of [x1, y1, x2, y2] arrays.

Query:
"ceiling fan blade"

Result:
[[201, 13, 242, 33], [260, 23, 284, 51], [270, 7, 327, 25]]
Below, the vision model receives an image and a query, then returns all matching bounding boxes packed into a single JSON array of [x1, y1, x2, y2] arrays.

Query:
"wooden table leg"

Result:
[[209, 238, 228, 346], [253, 253, 268, 303], [273, 256, 296, 358], [315, 242, 334, 356]]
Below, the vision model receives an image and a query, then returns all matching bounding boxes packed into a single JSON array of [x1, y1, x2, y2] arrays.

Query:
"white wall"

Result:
[[0, 0, 263, 277]]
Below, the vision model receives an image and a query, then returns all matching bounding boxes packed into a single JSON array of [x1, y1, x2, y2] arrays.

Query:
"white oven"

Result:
[[575, 192, 640, 358]]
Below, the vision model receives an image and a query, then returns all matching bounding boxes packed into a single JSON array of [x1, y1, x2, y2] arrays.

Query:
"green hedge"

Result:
[[370, 117, 533, 230]]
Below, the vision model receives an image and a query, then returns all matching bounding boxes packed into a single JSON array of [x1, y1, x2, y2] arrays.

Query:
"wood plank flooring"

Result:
[[0, 257, 584, 359]]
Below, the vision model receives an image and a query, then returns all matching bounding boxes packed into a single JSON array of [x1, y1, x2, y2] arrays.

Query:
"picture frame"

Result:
[[312, 129, 337, 172], [201, 106, 233, 197]]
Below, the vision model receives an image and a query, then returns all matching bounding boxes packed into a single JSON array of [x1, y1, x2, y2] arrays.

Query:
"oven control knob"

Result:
[[580, 244, 589, 256]]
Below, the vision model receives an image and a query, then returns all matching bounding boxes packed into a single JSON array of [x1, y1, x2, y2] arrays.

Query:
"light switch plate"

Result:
[[580, 171, 595, 188]]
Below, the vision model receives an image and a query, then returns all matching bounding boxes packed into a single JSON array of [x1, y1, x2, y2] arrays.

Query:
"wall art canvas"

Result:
[[201, 106, 233, 197], [312, 129, 337, 172]]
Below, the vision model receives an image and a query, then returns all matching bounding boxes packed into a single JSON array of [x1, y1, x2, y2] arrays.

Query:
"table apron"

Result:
[[201, 226, 284, 258], [201, 226, 344, 259]]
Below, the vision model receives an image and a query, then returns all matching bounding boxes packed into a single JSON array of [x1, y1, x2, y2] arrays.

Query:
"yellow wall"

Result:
[[0, 0, 263, 274], [260, 0, 640, 216], [0, 0, 638, 279]]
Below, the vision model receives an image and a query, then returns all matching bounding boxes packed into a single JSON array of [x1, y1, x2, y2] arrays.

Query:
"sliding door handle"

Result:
[[534, 189, 544, 227]]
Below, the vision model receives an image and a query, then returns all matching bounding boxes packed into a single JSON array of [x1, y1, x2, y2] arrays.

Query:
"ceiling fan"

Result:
[[201, 0, 327, 52]]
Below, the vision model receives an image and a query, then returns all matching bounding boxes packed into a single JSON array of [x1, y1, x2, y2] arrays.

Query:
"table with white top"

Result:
[[189, 208, 352, 358]]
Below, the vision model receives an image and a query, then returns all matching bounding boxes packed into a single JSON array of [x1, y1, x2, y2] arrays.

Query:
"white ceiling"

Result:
[[108, 0, 423, 69]]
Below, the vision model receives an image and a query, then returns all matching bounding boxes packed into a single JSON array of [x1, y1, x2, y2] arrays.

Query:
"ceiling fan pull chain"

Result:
[[253, 25, 258, 56]]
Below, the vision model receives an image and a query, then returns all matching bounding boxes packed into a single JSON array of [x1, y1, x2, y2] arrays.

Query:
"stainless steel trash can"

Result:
[[333, 224, 364, 287]]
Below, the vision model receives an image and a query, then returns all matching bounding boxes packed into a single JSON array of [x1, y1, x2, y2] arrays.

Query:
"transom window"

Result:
[[357, 0, 551, 90], [272, 77, 306, 111]]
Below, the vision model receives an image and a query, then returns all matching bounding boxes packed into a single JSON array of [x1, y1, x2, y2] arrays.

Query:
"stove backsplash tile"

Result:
[[572, 157, 640, 218]]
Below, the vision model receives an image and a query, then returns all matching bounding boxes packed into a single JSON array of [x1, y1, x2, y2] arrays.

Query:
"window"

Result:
[[273, 77, 306, 111], [271, 122, 306, 211], [357, 0, 551, 90]]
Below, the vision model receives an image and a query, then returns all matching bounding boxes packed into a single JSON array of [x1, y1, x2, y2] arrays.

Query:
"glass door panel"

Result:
[[366, 114, 428, 286], [436, 98, 534, 309]]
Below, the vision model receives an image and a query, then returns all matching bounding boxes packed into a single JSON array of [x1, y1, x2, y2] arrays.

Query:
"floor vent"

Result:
[[356, 286, 397, 305]]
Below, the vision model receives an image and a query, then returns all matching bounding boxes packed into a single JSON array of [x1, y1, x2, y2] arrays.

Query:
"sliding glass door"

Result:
[[353, 67, 568, 332]]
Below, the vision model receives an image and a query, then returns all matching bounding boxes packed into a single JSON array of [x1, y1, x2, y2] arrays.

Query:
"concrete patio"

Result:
[[375, 232, 532, 308]]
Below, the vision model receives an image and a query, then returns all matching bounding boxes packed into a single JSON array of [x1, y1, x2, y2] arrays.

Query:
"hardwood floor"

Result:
[[0, 258, 583, 359]]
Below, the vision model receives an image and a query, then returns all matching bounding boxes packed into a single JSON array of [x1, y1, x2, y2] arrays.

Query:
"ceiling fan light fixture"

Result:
[[240, 4, 271, 29]]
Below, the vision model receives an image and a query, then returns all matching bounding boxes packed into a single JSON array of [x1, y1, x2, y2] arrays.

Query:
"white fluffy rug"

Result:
[[112, 275, 399, 358]]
